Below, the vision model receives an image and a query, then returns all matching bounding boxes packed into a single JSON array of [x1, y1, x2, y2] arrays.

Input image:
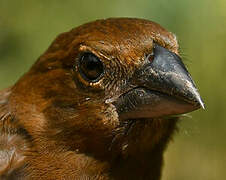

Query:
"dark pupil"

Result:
[[80, 53, 103, 80]]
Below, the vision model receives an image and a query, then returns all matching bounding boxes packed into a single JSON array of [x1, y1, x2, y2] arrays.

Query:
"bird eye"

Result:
[[79, 53, 104, 81]]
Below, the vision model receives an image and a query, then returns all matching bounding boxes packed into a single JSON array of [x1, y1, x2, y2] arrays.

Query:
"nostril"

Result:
[[146, 52, 155, 62], [148, 54, 154, 62]]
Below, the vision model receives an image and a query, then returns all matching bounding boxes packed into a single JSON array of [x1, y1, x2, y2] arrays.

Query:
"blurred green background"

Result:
[[0, 0, 225, 179]]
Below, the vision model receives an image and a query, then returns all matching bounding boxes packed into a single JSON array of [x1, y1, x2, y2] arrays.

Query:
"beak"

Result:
[[114, 44, 204, 120]]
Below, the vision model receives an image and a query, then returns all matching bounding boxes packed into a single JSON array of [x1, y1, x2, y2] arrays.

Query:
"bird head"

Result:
[[9, 18, 204, 159]]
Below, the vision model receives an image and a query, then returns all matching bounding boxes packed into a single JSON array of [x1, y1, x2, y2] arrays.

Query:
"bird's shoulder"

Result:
[[0, 88, 110, 179], [0, 87, 29, 179]]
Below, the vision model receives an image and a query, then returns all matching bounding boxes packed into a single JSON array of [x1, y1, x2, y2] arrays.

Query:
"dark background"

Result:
[[0, 0, 225, 179]]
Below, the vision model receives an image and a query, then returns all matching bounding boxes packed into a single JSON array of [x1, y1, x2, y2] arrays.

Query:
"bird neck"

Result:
[[107, 118, 177, 180], [56, 118, 176, 180], [109, 146, 163, 180]]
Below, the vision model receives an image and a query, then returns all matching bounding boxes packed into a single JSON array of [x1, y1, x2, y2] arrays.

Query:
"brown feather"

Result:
[[0, 18, 196, 180]]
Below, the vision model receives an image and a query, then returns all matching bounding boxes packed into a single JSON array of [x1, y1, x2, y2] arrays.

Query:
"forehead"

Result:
[[48, 18, 178, 52], [77, 19, 176, 43], [72, 18, 178, 53], [41, 18, 178, 68]]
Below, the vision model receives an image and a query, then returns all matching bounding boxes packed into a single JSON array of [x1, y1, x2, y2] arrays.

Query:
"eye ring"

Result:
[[78, 52, 104, 82]]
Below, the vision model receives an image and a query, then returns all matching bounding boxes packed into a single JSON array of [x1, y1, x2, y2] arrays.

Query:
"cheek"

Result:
[[77, 103, 119, 133], [71, 103, 120, 135], [102, 104, 119, 128]]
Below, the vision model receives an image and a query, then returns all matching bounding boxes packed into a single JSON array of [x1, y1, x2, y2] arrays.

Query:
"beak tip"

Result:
[[194, 92, 205, 110], [199, 99, 206, 110], [199, 99, 205, 110], [187, 83, 205, 110]]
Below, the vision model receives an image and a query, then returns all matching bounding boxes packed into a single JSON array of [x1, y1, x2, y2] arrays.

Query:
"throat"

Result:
[[109, 118, 178, 180], [111, 143, 165, 180]]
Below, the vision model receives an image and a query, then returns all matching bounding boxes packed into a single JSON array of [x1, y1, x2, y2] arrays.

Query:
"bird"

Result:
[[0, 18, 204, 180]]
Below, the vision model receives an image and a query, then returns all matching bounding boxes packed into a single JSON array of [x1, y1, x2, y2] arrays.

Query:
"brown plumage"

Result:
[[0, 18, 203, 180]]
